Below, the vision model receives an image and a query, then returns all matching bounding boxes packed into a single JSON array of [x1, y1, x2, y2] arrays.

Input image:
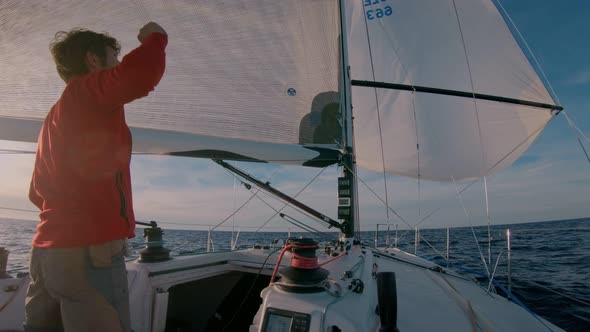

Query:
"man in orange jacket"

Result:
[[25, 22, 167, 332]]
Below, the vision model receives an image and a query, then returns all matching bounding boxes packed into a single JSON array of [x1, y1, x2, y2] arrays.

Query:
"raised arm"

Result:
[[81, 23, 168, 109]]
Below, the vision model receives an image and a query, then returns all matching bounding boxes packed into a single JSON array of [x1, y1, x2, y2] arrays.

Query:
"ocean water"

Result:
[[1, 217, 588, 331]]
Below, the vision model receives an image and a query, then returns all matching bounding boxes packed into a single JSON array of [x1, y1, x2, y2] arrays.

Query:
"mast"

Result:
[[338, 0, 357, 239]]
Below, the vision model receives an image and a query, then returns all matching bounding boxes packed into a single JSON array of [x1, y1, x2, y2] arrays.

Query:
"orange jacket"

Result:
[[29, 33, 167, 248]]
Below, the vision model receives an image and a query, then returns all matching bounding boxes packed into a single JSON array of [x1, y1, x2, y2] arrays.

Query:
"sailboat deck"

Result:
[[0, 243, 564, 331]]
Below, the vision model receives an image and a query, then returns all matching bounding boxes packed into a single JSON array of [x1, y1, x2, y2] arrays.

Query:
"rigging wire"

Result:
[[563, 111, 590, 145], [209, 186, 261, 232], [416, 234, 448, 263], [361, 0, 391, 229], [232, 176, 237, 249], [345, 116, 552, 257], [253, 166, 330, 233], [209, 162, 283, 232], [484, 176, 492, 266], [411, 92, 422, 219], [358, 1, 555, 248], [359, 0, 428, 239], [251, 189, 332, 240], [215, 161, 334, 238], [0, 149, 35, 154], [442, 120, 561, 268], [395, 206, 444, 244], [577, 137, 590, 166], [451, 0, 488, 184], [0, 206, 37, 213], [342, 162, 412, 230], [213, 161, 335, 237], [478, 119, 552, 179], [495, 0, 590, 163], [341, 160, 481, 244], [452, 177, 491, 278], [343, 166, 475, 261], [494, 0, 561, 106], [368, 0, 427, 225], [278, 214, 333, 242], [512, 274, 590, 307], [341, 164, 457, 259]]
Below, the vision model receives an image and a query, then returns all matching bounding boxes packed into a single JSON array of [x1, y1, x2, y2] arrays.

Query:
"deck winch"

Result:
[[137, 220, 171, 263], [274, 238, 329, 293]]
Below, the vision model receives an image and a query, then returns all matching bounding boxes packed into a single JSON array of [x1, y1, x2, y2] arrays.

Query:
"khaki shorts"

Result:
[[24, 239, 130, 332]]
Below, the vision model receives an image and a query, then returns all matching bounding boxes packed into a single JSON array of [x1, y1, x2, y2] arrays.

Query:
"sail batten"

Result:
[[351, 80, 563, 111]]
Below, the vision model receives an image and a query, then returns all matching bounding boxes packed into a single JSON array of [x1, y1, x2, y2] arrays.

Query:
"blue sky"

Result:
[[1, 1, 589, 232]]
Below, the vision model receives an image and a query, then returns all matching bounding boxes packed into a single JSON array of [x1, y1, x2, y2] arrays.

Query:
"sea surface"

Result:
[[1, 217, 588, 331]]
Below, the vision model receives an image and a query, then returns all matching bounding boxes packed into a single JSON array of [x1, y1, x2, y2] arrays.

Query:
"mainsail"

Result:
[[0, 0, 342, 167], [346, 0, 561, 181]]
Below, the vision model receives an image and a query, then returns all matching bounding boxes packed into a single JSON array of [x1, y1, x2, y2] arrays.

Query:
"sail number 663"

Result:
[[364, 0, 392, 21]]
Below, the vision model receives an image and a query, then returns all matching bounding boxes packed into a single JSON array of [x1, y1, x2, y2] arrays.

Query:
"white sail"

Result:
[[0, 0, 342, 166], [346, 0, 559, 181], [0, 0, 561, 178]]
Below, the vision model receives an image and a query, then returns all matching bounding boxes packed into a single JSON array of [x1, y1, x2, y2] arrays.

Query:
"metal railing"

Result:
[[373, 225, 514, 295]]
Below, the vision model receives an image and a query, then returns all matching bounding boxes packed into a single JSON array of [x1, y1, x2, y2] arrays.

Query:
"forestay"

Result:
[[346, 0, 560, 181], [0, 0, 342, 166]]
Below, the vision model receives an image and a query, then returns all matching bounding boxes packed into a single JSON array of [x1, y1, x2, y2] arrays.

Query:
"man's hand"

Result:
[[138, 22, 167, 43]]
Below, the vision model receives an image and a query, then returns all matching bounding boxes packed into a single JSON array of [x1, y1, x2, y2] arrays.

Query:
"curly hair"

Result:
[[50, 28, 120, 82]]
